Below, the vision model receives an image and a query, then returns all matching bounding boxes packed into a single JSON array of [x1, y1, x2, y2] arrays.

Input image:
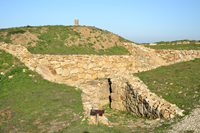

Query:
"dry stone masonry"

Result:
[[0, 43, 135, 87], [124, 43, 200, 73], [78, 80, 110, 125], [1, 42, 200, 125], [110, 74, 184, 119]]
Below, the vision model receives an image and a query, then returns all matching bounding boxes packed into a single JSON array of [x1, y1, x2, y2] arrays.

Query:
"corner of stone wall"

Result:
[[110, 74, 184, 119]]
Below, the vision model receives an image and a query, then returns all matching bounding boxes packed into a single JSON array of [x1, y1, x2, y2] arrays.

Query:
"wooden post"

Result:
[[96, 113, 99, 125]]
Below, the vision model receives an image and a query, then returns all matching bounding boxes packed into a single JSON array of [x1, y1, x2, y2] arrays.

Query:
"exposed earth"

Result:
[[0, 25, 133, 52]]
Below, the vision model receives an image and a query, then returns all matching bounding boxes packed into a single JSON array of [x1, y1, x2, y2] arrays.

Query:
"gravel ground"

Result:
[[167, 107, 200, 133]]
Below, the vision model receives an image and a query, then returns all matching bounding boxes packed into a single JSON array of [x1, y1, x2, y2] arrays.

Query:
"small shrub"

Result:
[[70, 37, 75, 41], [4, 38, 12, 43], [87, 43, 94, 47], [6, 29, 26, 37], [86, 37, 90, 41]]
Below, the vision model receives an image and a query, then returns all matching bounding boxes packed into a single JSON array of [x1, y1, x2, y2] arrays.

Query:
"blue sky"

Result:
[[0, 0, 200, 43]]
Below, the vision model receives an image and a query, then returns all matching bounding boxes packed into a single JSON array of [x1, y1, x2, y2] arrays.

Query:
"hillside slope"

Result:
[[0, 25, 133, 55]]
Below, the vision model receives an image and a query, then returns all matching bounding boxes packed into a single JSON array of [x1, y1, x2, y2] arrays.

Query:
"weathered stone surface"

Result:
[[83, 64, 88, 69], [98, 72, 105, 79], [70, 68, 79, 74], [55, 68, 63, 75], [62, 69, 69, 76], [55, 75, 63, 82], [36, 64, 55, 81], [50, 61, 59, 64], [119, 67, 126, 72], [148, 58, 155, 65], [79, 68, 84, 73], [155, 56, 166, 65], [103, 62, 112, 68], [71, 76, 78, 81], [51, 69, 57, 74], [61, 61, 70, 66], [78, 73, 86, 79], [88, 63, 96, 69], [85, 74, 92, 80], [39, 59, 50, 65], [111, 101, 124, 110], [111, 93, 121, 101], [111, 83, 118, 94], [111, 101, 119, 110], [91, 72, 97, 80], [30, 63, 37, 68], [100, 99, 110, 106]]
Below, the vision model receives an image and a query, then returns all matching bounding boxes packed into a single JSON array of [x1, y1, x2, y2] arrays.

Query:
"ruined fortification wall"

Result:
[[155, 49, 200, 63], [0, 43, 135, 87], [2, 42, 200, 87], [1, 42, 200, 124], [110, 74, 183, 119], [124, 43, 200, 72]]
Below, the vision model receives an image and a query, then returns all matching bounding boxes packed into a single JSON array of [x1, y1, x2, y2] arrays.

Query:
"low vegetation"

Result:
[[1, 25, 200, 132], [134, 58, 200, 131], [27, 44, 130, 55], [144, 43, 200, 50], [0, 25, 133, 55], [142, 40, 200, 50], [0, 50, 143, 132]]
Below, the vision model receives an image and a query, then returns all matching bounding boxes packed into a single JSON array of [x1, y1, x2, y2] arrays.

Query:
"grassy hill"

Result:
[[0, 25, 133, 55]]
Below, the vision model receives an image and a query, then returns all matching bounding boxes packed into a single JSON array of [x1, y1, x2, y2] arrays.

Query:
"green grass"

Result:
[[144, 43, 200, 50], [0, 49, 141, 132], [0, 27, 28, 43], [28, 44, 130, 55], [103, 104, 143, 123], [118, 36, 134, 43], [2, 49, 198, 132], [134, 58, 200, 114], [0, 25, 133, 55], [133, 58, 200, 132]]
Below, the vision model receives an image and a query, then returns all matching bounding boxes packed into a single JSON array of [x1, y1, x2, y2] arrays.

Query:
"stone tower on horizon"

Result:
[[74, 20, 79, 26]]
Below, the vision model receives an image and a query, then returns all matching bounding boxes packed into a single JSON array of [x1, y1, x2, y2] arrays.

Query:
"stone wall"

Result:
[[110, 74, 184, 119], [0, 43, 135, 87], [124, 43, 166, 71], [124, 43, 200, 72], [1, 42, 200, 124], [155, 49, 200, 64], [78, 79, 110, 124], [1, 42, 200, 86]]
